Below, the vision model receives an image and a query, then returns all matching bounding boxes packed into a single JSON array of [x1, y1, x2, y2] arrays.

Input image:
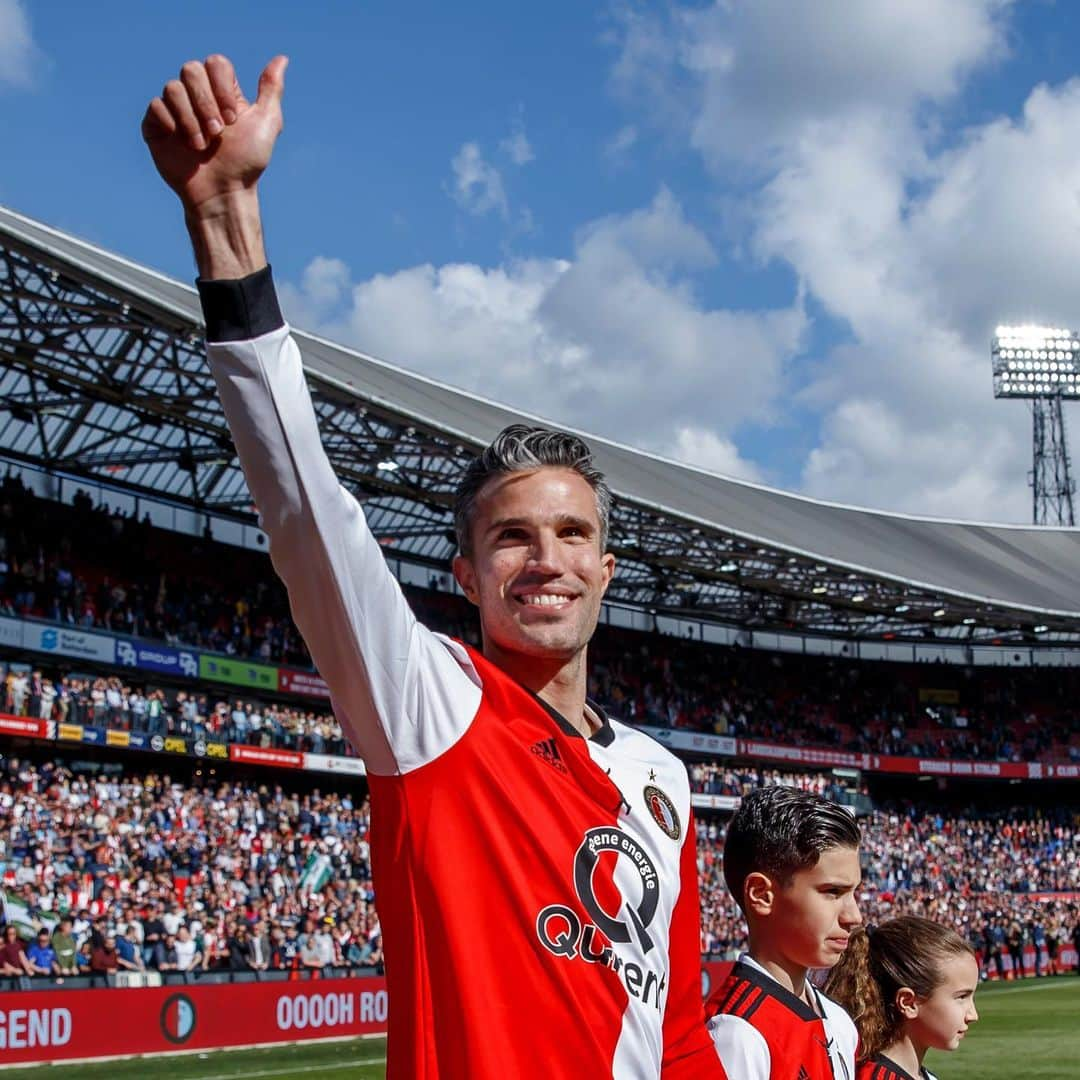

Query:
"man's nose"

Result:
[[527, 531, 562, 572]]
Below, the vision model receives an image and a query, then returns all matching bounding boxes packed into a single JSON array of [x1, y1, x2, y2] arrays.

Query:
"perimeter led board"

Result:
[[992, 325, 1080, 398]]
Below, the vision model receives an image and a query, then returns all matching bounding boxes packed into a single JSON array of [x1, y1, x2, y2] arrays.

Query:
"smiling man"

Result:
[[142, 54, 725, 1080]]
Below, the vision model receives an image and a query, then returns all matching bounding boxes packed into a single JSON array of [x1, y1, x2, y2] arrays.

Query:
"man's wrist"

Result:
[[197, 265, 284, 342], [185, 190, 267, 280]]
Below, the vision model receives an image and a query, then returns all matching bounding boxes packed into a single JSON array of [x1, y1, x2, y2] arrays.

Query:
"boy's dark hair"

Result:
[[723, 786, 861, 911]]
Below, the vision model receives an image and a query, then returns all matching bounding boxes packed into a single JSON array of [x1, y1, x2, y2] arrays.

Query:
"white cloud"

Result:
[[449, 142, 508, 219], [608, 1, 1064, 522], [280, 189, 804, 463], [751, 77, 1080, 522], [500, 130, 534, 166], [678, 0, 1010, 168], [669, 426, 763, 482], [0, 0, 39, 88]]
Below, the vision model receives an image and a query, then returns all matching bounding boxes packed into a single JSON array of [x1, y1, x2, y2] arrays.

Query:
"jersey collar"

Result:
[[533, 692, 616, 747]]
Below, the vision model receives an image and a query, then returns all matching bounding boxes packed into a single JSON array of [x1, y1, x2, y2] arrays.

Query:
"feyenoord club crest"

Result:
[[643, 785, 681, 840]]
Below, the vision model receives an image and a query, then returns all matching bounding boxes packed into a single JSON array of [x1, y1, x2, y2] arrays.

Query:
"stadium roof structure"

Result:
[[1, 204, 1079, 645]]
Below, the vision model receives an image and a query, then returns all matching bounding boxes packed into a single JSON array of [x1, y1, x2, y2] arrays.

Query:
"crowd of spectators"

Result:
[[687, 762, 855, 801], [1, 470, 1079, 767], [0, 472, 474, 669], [0, 757, 380, 983], [698, 802, 1080, 971], [2, 669, 351, 757], [588, 632, 1080, 765], [1, 751, 1077, 988]]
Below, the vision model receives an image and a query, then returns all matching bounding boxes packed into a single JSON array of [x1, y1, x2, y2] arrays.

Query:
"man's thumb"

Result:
[[256, 55, 289, 108]]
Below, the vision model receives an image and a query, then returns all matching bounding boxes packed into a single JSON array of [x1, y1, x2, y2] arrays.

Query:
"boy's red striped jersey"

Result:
[[200, 271, 727, 1080], [706, 957, 858, 1079]]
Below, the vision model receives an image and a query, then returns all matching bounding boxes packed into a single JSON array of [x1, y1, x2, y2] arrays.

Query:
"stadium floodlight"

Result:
[[376, 459, 400, 472], [991, 324, 1076, 525], [992, 325, 1080, 398]]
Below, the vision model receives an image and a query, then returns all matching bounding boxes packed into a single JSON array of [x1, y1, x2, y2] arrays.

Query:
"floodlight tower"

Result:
[[992, 325, 1077, 525]]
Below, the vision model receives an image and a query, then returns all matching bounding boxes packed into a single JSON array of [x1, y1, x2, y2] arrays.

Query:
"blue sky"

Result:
[[4, 1, 1080, 523]]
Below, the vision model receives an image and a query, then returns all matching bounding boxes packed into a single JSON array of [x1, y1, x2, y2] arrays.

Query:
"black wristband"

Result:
[[196, 265, 284, 343]]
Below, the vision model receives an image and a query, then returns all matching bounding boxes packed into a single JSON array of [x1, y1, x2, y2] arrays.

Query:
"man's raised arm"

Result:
[[142, 56, 481, 774]]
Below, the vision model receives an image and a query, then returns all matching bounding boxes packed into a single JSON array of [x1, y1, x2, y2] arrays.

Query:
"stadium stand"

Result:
[[2, 751, 1076, 992], [0, 208, 1077, 1072], [1, 472, 1076, 996], [2, 473, 1079, 767], [698, 802, 1079, 972], [0, 757, 380, 990]]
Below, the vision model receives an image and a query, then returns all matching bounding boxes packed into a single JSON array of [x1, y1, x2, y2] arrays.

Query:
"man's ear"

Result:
[[895, 986, 920, 1020], [600, 551, 616, 594], [452, 554, 480, 605], [744, 871, 775, 917]]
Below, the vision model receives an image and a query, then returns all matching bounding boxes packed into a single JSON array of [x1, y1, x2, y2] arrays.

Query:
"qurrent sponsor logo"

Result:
[[535, 827, 667, 1012], [0, 1007, 72, 1049]]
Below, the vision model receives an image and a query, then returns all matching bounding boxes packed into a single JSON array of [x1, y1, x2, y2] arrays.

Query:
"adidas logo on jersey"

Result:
[[797, 1068, 812, 1080], [531, 737, 568, 774]]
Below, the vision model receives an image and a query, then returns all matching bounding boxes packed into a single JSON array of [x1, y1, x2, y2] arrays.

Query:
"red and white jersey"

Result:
[[706, 955, 857, 1080], [200, 269, 725, 1080], [857, 1055, 937, 1080]]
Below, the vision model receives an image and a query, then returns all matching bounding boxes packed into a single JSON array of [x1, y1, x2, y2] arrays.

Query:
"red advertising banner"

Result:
[[0, 714, 50, 739], [279, 667, 332, 699], [735, 739, 1071, 781], [0, 977, 388, 1065], [1042, 763, 1080, 779], [738, 740, 869, 769], [228, 745, 304, 769], [866, 754, 1029, 779]]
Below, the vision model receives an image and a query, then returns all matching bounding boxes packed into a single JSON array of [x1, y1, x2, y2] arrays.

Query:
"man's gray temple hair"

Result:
[[453, 424, 613, 557]]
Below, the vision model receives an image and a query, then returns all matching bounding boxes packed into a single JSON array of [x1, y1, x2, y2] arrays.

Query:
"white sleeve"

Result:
[[206, 320, 482, 775], [705, 1013, 771, 1080]]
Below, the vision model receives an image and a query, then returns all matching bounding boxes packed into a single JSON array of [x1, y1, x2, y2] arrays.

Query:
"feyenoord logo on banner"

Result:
[[160, 993, 197, 1044], [643, 785, 681, 840]]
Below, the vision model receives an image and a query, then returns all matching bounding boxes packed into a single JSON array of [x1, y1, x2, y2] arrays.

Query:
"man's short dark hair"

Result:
[[723, 786, 861, 911], [453, 424, 612, 557]]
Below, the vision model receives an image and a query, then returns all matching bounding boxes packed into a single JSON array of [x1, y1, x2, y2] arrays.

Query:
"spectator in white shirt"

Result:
[[162, 903, 184, 937], [175, 926, 201, 971]]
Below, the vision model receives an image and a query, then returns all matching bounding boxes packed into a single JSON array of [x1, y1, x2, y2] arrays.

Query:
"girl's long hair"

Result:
[[824, 915, 974, 1061]]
